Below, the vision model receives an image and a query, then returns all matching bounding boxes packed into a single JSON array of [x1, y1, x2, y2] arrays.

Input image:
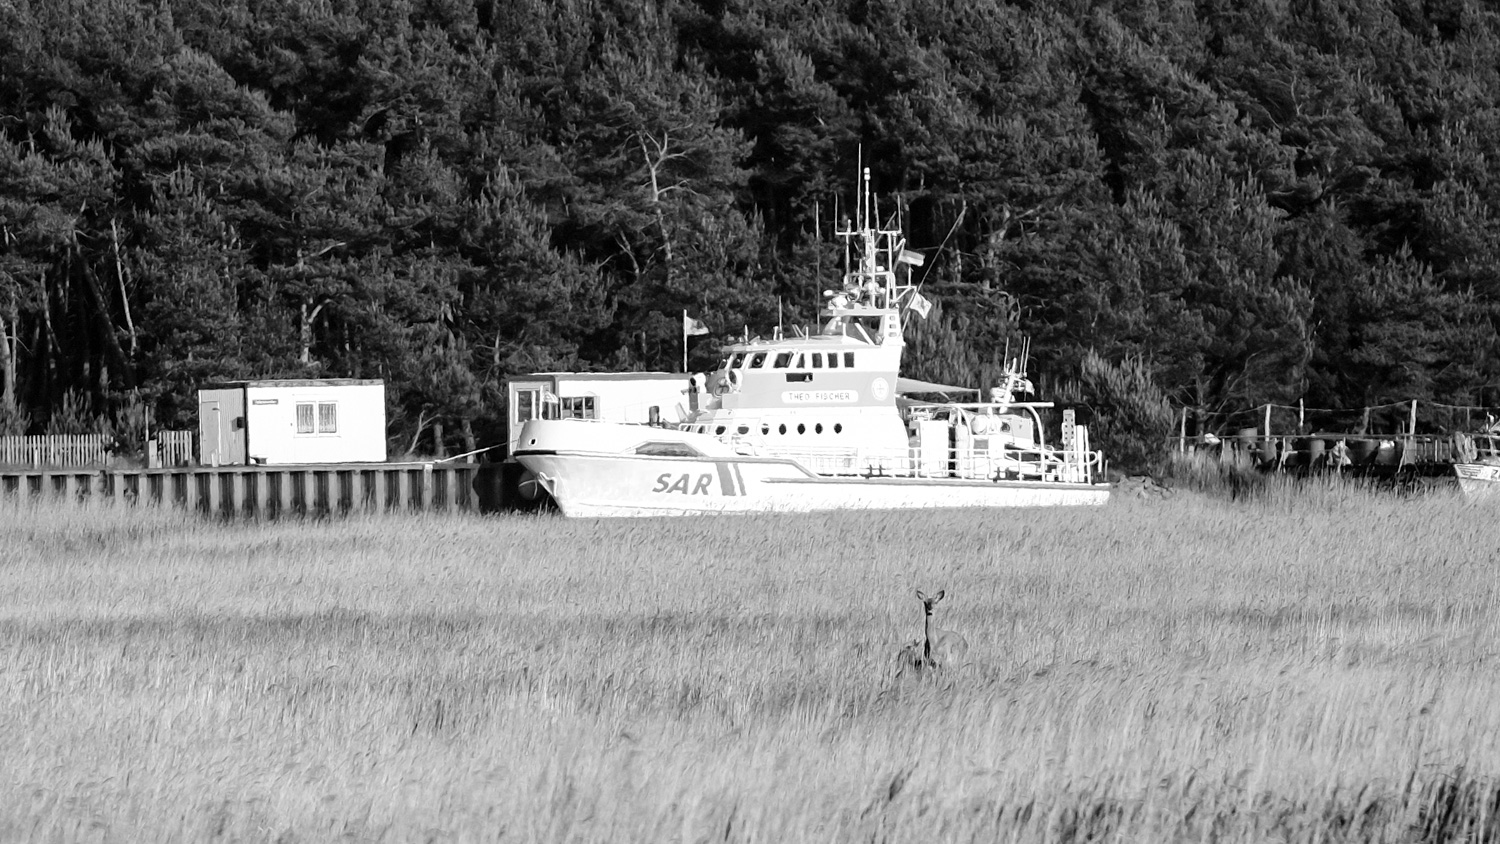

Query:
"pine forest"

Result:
[[3, 0, 1499, 457]]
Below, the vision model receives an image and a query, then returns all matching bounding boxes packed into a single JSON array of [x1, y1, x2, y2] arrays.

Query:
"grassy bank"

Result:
[[2, 486, 1497, 842]]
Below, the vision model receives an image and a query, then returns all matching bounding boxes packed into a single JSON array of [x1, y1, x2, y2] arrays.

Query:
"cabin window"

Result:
[[774, 352, 793, 368], [560, 396, 596, 419], [515, 391, 537, 424], [750, 352, 768, 368], [811, 354, 823, 369], [731, 353, 747, 367], [295, 402, 338, 434], [794, 353, 805, 368], [827, 354, 839, 369], [715, 425, 726, 435], [844, 352, 856, 367], [737, 424, 749, 434]]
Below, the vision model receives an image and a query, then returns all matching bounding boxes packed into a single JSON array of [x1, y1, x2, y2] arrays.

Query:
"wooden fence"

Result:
[[155, 431, 194, 467], [0, 435, 108, 468]]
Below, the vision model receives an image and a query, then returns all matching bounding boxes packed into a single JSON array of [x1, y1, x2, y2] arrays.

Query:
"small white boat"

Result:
[[1453, 432, 1500, 499], [514, 167, 1110, 517]]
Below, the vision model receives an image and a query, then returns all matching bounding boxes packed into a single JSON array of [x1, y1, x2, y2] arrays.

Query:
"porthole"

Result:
[[737, 424, 749, 435], [815, 423, 824, 434], [715, 425, 726, 435], [779, 424, 787, 435], [761, 424, 770, 435], [797, 423, 806, 434], [834, 423, 843, 434]]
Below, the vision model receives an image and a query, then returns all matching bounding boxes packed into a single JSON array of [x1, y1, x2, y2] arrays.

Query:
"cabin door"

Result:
[[507, 381, 551, 455], [199, 399, 222, 466]]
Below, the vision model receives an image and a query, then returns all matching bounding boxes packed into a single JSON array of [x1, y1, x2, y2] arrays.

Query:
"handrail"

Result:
[[760, 441, 1101, 483]]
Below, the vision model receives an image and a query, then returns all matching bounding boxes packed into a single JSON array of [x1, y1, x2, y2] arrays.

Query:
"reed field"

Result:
[[3, 479, 1500, 842]]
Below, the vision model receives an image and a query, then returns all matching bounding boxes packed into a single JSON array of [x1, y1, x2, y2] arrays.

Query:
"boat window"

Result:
[[736, 424, 749, 434], [815, 423, 823, 434], [797, 423, 806, 434], [811, 353, 822, 369], [834, 423, 843, 434], [794, 353, 805, 368], [715, 425, 726, 435], [844, 352, 856, 367], [730, 353, 747, 368], [779, 424, 787, 435], [634, 441, 702, 457], [774, 352, 793, 368], [750, 352, 768, 368], [514, 390, 538, 426], [760, 424, 770, 435], [827, 354, 839, 369], [560, 396, 596, 419]]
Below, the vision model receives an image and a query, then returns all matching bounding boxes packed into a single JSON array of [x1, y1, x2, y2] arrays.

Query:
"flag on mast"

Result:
[[682, 310, 710, 372], [907, 290, 933, 319], [683, 313, 710, 337]]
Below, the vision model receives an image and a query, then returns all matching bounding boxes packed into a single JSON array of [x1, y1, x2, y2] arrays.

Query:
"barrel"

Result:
[[1237, 427, 1259, 449], [1347, 439, 1378, 464], [1301, 438, 1325, 468]]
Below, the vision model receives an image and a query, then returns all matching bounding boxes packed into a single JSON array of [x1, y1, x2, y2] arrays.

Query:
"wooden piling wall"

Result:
[[0, 463, 489, 517]]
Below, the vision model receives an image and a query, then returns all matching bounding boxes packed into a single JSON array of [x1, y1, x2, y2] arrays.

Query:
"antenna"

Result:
[[856, 146, 863, 232], [813, 199, 821, 304]]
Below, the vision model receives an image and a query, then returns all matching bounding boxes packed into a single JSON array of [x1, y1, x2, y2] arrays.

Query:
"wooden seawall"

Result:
[[0, 463, 496, 517]]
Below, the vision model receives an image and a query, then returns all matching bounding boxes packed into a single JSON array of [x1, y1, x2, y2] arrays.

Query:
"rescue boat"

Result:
[[513, 168, 1111, 517]]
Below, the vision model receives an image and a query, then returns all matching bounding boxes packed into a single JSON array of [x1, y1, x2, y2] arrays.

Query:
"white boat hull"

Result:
[[1455, 462, 1500, 499], [515, 434, 1109, 517]]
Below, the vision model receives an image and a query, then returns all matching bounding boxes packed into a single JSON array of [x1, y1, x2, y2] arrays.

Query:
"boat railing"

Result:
[[760, 441, 1102, 484]]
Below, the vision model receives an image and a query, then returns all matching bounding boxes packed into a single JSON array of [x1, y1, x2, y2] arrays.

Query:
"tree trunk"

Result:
[[0, 300, 14, 414], [78, 257, 135, 389], [431, 419, 446, 458], [109, 218, 138, 357], [461, 418, 477, 456], [300, 299, 326, 365]]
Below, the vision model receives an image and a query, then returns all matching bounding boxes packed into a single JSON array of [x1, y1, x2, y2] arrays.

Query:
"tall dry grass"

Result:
[[2, 485, 1499, 842]]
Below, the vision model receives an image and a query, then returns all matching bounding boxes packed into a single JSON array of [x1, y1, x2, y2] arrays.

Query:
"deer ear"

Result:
[[915, 589, 927, 601], [934, 590, 945, 602]]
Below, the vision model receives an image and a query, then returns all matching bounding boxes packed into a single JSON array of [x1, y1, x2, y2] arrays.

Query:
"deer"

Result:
[[896, 589, 970, 676]]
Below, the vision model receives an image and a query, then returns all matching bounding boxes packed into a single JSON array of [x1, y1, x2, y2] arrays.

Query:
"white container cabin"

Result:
[[505, 373, 701, 458], [198, 379, 387, 466]]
